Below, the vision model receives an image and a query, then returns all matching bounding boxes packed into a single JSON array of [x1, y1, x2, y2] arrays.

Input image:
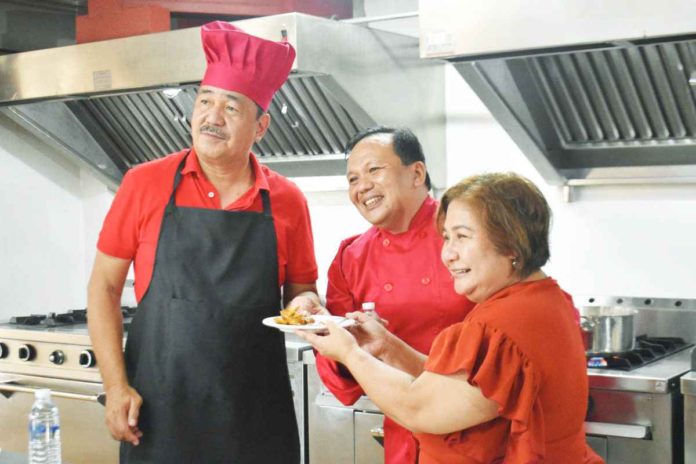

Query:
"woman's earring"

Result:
[[511, 258, 518, 268]]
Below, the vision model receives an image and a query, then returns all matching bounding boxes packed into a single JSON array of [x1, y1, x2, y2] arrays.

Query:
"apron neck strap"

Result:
[[166, 151, 273, 217], [260, 189, 272, 217], [166, 151, 190, 211]]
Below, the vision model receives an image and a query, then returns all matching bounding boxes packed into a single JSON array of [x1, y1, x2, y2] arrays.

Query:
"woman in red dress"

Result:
[[299, 172, 604, 463]]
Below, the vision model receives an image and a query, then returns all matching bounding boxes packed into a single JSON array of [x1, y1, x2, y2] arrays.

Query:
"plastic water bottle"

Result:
[[362, 302, 376, 316], [28, 389, 62, 464]]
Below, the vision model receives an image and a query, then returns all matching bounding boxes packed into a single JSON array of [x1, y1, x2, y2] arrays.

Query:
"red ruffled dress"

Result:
[[415, 278, 604, 464]]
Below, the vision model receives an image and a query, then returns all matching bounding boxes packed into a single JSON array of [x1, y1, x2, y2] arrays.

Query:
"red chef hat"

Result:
[[200, 21, 296, 112]]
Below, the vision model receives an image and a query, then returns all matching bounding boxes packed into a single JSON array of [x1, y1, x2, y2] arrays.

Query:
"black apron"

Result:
[[121, 153, 299, 464]]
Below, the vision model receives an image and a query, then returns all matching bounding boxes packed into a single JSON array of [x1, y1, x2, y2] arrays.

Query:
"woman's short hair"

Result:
[[436, 172, 551, 278]]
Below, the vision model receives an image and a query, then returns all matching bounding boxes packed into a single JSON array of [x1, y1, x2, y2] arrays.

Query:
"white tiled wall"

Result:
[[442, 65, 696, 299], [0, 115, 87, 319]]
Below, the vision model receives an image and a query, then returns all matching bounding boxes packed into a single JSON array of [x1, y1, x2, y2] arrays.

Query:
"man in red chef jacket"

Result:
[[315, 126, 476, 463]]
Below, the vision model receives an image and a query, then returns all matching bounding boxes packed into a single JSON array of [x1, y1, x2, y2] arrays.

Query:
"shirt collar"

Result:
[[379, 196, 437, 237], [409, 196, 438, 229], [183, 148, 270, 192]]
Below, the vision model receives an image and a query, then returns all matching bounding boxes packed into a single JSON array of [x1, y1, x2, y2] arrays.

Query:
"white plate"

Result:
[[262, 314, 356, 333]]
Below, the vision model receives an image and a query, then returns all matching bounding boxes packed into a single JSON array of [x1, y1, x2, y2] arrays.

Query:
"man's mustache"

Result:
[[200, 125, 229, 139]]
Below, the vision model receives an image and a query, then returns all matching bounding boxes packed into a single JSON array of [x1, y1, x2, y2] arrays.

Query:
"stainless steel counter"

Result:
[[304, 350, 385, 464], [588, 347, 692, 393], [0, 450, 26, 464], [0, 323, 92, 345], [682, 371, 696, 464], [682, 371, 696, 394]]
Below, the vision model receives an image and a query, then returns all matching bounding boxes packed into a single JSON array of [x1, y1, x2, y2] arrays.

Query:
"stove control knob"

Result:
[[0, 342, 8, 359], [79, 349, 96, 368], [18, 344, 36, 361], [49, 350, 65, 365]]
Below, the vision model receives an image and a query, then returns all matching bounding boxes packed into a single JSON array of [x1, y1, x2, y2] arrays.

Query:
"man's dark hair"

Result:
[[344, 126, 432, 190]]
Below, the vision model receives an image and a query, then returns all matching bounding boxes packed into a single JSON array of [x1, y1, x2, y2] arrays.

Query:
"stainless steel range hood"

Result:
[[420, 0, 696, 188], [0, 13, 445, 188]]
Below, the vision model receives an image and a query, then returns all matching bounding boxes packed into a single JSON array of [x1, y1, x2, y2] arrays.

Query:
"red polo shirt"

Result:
[[97, 148, 318, 302]]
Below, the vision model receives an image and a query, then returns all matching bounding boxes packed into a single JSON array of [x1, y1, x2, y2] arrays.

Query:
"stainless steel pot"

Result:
[[579, 306, 638, 354]]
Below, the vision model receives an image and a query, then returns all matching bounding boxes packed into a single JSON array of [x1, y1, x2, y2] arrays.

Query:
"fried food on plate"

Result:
[[274, 306, 315, 326]]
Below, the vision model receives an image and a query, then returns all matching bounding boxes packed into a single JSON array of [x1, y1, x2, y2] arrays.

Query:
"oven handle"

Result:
[[370, 426, 384, 447], [0, 383, 106, 406], [585, 421, 652, 439]]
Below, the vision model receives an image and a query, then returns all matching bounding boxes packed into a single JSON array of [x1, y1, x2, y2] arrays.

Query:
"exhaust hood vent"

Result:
[[7, 75, 367, 183], [454, 41, 696, 187], [67, 76, 367, 162], [420, 0, 696, 188], [532, 44, 696, 145], [0, 13, 445, 188]]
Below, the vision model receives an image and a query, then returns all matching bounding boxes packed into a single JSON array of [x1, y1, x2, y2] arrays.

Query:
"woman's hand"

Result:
[[295, 321, 359, 364], [346, 311, 392, 359]]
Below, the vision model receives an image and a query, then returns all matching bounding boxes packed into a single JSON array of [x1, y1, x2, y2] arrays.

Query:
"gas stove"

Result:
[[0, 308, 138, 464], [587, 335, 693, 371], [0, 309, 311, 464], [574, 295, 696, 464], [7, 307, 136, 328], [0, 307, 136, 382]]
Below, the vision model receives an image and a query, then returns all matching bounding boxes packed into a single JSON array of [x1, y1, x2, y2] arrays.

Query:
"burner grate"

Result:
[[587, 335, 692, 370], [7, 307, 137, 329]]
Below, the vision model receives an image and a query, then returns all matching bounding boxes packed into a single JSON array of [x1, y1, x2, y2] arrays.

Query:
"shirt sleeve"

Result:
[[283, 190, 318, 284], [314, 238, 364, 405], [425, 320, 545, 462], [562, 289, 581, 324], [96, 169, 140, 260]]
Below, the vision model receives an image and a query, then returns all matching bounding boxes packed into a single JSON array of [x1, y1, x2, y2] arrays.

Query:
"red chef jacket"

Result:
[[316, 196, 475, 464]]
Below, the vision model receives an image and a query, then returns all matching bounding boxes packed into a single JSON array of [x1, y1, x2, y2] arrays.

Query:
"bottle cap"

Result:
[[35, 389, 51, 401], [361, 302, 375, 311]]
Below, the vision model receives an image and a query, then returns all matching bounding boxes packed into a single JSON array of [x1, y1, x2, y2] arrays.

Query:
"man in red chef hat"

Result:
[[87, 21, 321, 463]]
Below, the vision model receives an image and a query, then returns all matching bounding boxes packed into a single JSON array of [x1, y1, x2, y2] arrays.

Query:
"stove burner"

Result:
[[8, 307, 137, 328], [10, 312, 77, 327], [121, 306, 137, 318], [68, 309, 87, 323], [9, 315, 45, 326], [587, 335, 693, 370]]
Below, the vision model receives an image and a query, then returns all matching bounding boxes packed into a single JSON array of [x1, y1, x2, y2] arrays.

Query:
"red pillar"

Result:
[[76, 0, 171, 43]]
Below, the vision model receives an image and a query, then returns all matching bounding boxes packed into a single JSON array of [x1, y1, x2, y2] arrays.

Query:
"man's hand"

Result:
[[105, 384, 143, 446], [286, 294, 329, 316]]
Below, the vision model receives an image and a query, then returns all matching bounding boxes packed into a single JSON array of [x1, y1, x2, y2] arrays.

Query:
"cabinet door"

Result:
[[586, 436, 608, 461], [685, 395, 696, 464], [309, 404, 354, 463], [355, 411, 385, 464]]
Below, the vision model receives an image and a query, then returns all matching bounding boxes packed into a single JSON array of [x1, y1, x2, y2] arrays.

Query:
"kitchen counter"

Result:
[[684, 371, 696, 464], [0, 451, 25, 464], [588, 346, 693, 393], [682, 371, 696, 395], [0, 451, 73, 464]]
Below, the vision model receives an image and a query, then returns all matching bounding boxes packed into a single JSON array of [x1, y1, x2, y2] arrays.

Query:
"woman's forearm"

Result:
[[379, 334, 427, 377], [342, 346, 500, 435], [343, 347, 422, 430]]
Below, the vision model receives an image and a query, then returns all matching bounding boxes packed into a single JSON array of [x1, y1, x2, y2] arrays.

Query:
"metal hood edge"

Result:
[[0, 13, 446, 189], [419, 0, 696, 190]]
